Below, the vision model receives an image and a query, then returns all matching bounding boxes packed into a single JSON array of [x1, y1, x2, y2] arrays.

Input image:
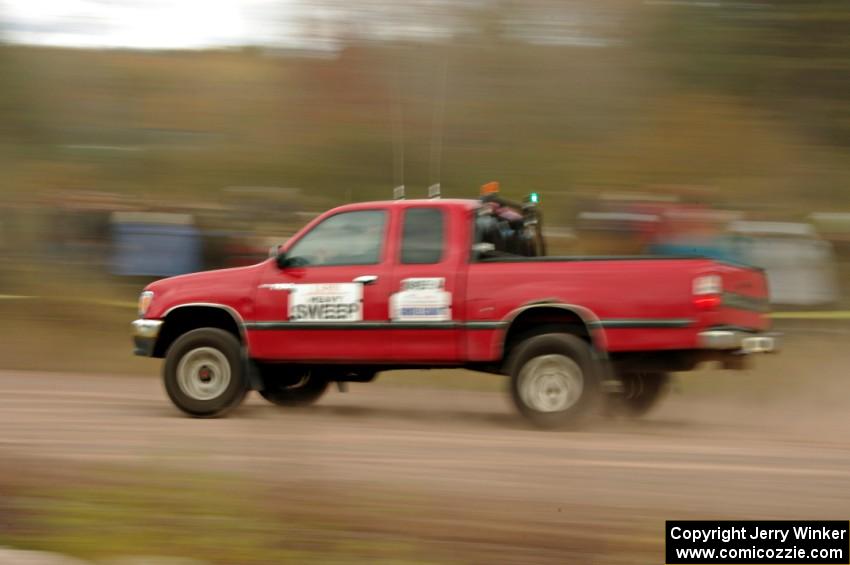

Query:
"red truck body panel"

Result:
[[464, 257, 768, 359], [145, 264, 263, 323], [143, 199, 770, 365]]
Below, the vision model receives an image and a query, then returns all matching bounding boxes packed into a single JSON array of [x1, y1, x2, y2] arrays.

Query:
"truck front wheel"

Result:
[[163, 328, 248, 418], [507, 333, 601, 429]]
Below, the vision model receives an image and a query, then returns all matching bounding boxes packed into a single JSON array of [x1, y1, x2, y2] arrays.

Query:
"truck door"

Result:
[[388, 205, 464, 361], [249, 208, 395, 361]]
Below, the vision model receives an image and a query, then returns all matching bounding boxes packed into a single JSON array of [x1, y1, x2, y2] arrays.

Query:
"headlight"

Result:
[[138, 291, 154, 317]]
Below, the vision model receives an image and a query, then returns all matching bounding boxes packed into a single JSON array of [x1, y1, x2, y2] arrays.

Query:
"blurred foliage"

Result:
[[0, 465, 447, 564], [647, 1, 850, 145], [0, 1, 848, 222], [0, 456, 671, 565]]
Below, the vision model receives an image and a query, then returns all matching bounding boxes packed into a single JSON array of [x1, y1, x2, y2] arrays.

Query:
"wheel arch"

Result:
[[153, 303, 246, 358], [500, 302, 607, 362]]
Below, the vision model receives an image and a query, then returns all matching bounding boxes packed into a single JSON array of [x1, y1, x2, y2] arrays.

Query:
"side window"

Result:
[[287, 210, 386, 266], [401, 208, 445, 264]]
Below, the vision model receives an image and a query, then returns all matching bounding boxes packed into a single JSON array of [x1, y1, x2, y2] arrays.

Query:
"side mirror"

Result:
[[275, 251, 289, 269], [268, 244, 281, 259]]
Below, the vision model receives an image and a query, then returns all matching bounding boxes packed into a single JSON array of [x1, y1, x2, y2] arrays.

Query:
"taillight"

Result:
[[693, 275, 722, 311], [693, 294, 722, 310]]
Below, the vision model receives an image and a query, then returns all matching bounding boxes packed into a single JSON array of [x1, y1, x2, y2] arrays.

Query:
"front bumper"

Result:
[[131, 319, 163, 356], [697, 329, 780, 354]]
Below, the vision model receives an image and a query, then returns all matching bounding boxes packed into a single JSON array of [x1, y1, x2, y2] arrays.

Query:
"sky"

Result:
[[0, 0, 301, 49], [0, 0, 621, 51]]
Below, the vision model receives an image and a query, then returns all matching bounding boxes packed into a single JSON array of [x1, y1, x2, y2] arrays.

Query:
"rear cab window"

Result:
[[400, 207, 445, 264]]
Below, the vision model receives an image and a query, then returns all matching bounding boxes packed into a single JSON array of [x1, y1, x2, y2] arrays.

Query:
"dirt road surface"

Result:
[[1, 332, 850, 563]]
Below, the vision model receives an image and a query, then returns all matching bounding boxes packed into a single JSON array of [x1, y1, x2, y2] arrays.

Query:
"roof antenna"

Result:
[[427, 57, 448, 199], [391, 70, 406, 200]]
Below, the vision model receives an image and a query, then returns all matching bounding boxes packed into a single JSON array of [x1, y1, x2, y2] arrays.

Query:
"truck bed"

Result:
[[468, 255, 769, 352]]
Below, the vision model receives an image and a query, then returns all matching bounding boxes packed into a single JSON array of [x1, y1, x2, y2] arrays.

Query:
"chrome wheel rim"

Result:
[[176, 347, 231, 401], [519, 354, 583, 413]]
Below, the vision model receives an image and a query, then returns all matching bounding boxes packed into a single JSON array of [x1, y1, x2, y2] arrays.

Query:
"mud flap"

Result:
[[593, 348, 621, 394], [244, 357, 264, 391]]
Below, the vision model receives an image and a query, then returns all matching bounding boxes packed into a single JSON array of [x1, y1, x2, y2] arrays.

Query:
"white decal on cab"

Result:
[[390, 278, 452, 322], [289, 283, 363, 322]]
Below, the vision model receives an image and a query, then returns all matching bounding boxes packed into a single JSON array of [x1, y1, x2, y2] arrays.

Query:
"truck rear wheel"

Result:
[[163, 328, 248, 418], [259, 368, 328, 407], [611, 371, 669, 418], [507, 333, 601, 429]]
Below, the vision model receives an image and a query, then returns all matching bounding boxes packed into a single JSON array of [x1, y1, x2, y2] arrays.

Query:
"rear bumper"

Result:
[[697, 329, 780, 354], [131, 319, 163, 357]]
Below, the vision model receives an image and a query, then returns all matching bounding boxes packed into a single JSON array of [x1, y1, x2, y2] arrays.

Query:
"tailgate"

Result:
[[703, 262, 771, 331]]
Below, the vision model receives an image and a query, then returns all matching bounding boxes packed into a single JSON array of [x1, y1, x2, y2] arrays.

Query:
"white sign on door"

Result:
[[288, 283, 363, 322], [390, 278, 452, 322]]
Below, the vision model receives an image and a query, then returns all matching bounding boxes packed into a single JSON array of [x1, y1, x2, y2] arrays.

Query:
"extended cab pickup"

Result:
[[132, 196, 778, 428]]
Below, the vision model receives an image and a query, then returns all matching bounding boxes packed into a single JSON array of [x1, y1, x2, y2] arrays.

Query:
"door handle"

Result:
[[258, 283, 295, 291], [353, 275, 378, 285]]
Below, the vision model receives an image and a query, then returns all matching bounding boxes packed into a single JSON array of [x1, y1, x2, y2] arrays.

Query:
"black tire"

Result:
[[610, 371, 669, 418], [506, 333, 602, 429], [163, 328, 248, 418], [259, 367, 328, 407]]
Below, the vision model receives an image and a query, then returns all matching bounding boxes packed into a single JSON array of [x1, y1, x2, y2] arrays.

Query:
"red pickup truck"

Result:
[[132, 193, 777, 428]]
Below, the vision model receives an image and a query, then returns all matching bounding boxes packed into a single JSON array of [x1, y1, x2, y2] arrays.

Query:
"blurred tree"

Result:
[[0, 46, 48, 147], [0, 0, 848, 216], [644, 0, 850, 146]]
